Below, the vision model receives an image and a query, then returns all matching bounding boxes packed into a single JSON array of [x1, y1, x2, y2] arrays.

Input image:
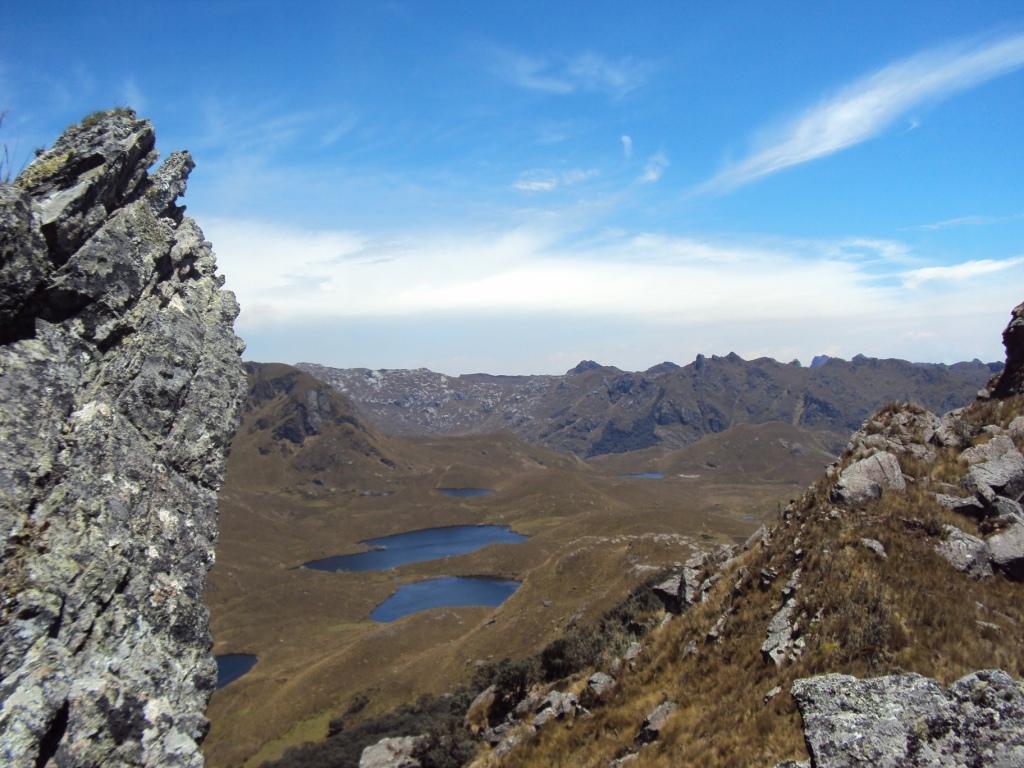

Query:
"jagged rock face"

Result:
[[791, 669, 1024, 767], [990, 300, 1024, 398], [0, 111, 246, 767]]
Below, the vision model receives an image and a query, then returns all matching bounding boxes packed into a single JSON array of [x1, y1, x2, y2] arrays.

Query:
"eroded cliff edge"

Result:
[[0, 109, 246, 767]]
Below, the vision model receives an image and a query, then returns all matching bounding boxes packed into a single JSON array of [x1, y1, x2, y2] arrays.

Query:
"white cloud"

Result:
[[491, 48, 649, 97], [513, 168, 598, 192], [513, 172, 559, 192], [910, 212, 1024, 231], [321, 114, 358, 146], [207, 217, 1022, 371], [621, 134, 633, 159], [700, 32, 1024, 193], [120, 77, 145, 113], [902, 256, 1024, 288], [640, 151, 669, 183]]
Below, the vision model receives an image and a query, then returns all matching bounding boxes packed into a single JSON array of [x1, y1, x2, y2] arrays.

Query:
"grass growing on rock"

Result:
[[491, 396, 1024, 768]]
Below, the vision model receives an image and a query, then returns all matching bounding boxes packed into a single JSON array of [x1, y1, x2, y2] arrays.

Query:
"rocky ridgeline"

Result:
[[301, 353, 996, 458], [350, 302, 1024, 768], [0, 111, 245, 767]]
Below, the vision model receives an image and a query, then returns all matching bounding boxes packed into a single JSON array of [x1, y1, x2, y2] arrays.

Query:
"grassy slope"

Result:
[[490, 395, 1024, 768], [202, 367, 833, 767]]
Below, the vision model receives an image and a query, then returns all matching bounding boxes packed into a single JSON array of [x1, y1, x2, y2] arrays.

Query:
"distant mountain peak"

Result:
[[645, 361, 681, 375], [568, 360, 603, 375], [810, 355, 832, 369]]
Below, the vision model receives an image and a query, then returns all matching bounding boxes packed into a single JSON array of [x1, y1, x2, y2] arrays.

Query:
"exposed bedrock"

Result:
[[0, 109, 246, 767]]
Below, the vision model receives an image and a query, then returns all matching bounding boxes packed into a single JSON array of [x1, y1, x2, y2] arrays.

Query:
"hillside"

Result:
[[203, 365, 836, 768], [266, 300, 1024, 768], [299, 355, 998, 457]]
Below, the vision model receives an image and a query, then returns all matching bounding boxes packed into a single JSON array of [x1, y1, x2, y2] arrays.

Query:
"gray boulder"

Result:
[[988, 520, 1024, 581], [859, 538, 887, 559], [0, 110, 246, 768], [965, 445, 1024, 503], [831, 452, 906, 506], [934, 492, 985, 516], [791, 669, 1024, 767], [359, 735, 428, 768], [1009, 415, 1024, 441], [585, 672, 616, 703], [762, 598, 802, 666], [635, 701, 677, 744], [936, 525, 993, 579]]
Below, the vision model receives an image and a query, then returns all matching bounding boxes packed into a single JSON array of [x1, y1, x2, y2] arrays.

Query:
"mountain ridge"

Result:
[[299, 354, 999, 458]]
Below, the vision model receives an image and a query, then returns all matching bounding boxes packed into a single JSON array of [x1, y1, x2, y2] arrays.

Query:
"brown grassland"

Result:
[[202, 365, 837, 767]]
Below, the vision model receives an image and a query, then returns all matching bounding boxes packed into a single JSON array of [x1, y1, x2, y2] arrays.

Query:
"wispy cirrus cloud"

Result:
[[513, 168, 598, 193], [621, 134, 633, 159], [700, 31, 1024, 194], [909, 212, 1024, 231], [489, 47, 649, 97], [902, 255, 1024, 288], [639, 151, 669, 183]]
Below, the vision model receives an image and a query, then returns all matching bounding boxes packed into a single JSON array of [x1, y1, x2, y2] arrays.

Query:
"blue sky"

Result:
[[4, 1, 1023, 373]]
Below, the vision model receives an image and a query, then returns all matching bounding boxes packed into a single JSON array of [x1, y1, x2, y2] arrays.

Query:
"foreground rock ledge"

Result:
[[789, 669, 1024, 767], [0, 109, 246, 767]]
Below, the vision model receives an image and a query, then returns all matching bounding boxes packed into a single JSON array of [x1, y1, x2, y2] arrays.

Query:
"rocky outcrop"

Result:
[[635, 701, 676, 745], [988, 300, 1024, 398], [936, 525, 993, 579], [791, 669, 1024, 767], [358, 735, 428, 768], [0, 110, 245, 767], [830, 452, 906, 506]]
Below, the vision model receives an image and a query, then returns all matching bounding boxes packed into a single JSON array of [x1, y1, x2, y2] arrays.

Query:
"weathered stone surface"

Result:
[[960, 435, 1019, 466], [531, 691, 580, 728], [762, 598, 802, 666], [358, 735, 427, 768], [0, 110, 246, 768], [988, 521, 1024, 581], [464, 685, 496, 733], [635, 701, 676, 744], [989, 300, 1024, 398], [934, 493, 985, 515], [965, 445, 1024, 502], [936, 525, 993, 579], [831, 452, 906, 506], [1009, 416, 1024, 441], [791, 669, 1024, 767], [585, 672, 616, 703], [859, 538, 887, 559], [0, 186, 49, 331]]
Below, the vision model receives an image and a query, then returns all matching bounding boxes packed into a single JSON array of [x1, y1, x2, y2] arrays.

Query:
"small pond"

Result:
[[215, 654, 257, 689], [303, 525, 527, 572], [623, 471, 665, 479], [436, 487, 495, 497], [370, 577, 521, 622]]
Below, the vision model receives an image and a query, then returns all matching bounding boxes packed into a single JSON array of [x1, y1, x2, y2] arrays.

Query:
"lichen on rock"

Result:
[[0, 109, 246, 767]]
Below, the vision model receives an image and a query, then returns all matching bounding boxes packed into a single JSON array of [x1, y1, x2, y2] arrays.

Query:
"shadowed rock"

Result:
[[989, 300, 1024, 398]]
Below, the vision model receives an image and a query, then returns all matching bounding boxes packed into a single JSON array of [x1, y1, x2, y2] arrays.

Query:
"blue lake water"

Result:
[[303, 525, 528, 572], [624, 471, 665, 479], [370, 577, 521, 622], [436, 487, 495, 497], [215, 654, 256, 689]]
